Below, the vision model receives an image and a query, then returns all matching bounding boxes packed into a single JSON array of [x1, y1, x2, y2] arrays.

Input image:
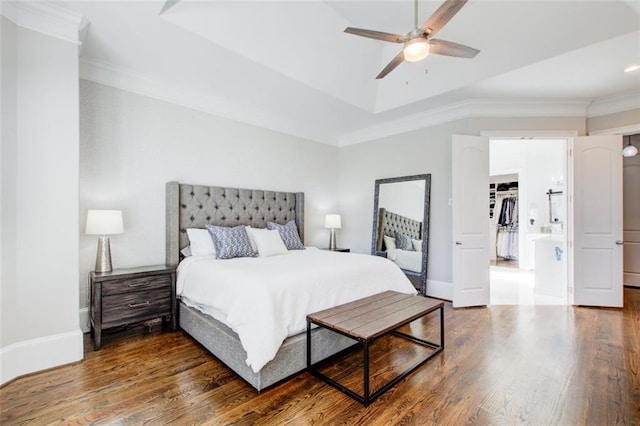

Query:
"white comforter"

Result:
[[177, 248, 416, 373], [386, 248, 423, 273]]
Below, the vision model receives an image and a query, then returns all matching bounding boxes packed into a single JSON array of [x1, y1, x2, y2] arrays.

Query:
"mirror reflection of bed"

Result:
[[372, 174, 431, 295]]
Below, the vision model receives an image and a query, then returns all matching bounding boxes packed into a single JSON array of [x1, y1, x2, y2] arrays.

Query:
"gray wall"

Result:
[[79, 80, 340, 316]]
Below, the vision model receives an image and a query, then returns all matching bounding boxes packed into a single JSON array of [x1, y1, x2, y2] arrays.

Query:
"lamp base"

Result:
[[95, 236, 113, 273], [329, 229, 337, 250]]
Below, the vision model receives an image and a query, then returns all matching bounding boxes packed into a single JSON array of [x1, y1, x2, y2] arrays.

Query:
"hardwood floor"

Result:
[[2, 288, 639, 425]]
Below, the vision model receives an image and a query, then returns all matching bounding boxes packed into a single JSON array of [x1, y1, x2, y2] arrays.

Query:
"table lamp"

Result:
[[324, 214, 342, 250], [86, 209, 123, 273]]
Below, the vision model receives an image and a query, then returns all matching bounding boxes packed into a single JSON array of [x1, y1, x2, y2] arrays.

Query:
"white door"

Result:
[[572, 135, 623, 307], [452, 135, 490, 307]]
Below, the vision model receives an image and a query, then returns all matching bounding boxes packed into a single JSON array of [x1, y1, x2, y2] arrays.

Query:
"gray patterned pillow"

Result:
[[206, 225, 256, 259], [266, 220, 305, 250], [395, 231, 414, 251]]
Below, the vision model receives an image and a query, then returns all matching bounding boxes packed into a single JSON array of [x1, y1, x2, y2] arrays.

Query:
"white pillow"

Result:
[[245, 226, 258, 253], [186, 228, 216, 256], [412, 238, 423, 252], [246, 227, 288, 257], [383, 235, 397, 251]]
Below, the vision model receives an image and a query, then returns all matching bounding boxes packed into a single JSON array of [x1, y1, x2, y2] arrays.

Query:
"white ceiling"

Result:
[[60, 0, 640, 145]]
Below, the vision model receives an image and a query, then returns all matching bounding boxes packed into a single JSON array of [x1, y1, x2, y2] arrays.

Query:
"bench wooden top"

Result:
[[307, 291, 443, 341]]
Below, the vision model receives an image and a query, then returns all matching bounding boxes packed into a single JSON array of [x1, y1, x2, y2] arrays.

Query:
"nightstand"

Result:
[[90, 265, 176, 350], [322, 248, 351, 253]]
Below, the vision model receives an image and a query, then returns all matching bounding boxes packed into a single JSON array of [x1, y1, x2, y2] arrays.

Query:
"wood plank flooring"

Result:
[[2, 288, 639, 425]]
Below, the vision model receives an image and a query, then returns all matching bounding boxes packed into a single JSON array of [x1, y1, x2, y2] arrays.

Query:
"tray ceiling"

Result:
[[59, 0, 640, 144]]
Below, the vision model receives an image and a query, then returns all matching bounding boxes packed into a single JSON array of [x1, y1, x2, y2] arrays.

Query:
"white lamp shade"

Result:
[[86, 210, 124, 235], [324, 214, 342, 229]]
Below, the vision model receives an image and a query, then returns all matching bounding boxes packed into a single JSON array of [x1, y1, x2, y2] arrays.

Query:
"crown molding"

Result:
[[481, 130, 579, 138], [1, 0, 88, 45], [338, 99, 589, 146], [79, 58, 334, 145], [78, 56, 637, 148], [587, 91, 640, 118], [589, 124, 640, 136]]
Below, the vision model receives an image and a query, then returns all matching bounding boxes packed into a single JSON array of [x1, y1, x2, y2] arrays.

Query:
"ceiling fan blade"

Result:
[[421, 0, 468, 37], [344, 27, 407, 43], [376, 50, 405, 79], [429, 38, 479, 58]]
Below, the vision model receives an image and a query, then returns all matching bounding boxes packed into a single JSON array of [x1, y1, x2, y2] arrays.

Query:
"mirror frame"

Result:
[[371, 174, 431, 295]]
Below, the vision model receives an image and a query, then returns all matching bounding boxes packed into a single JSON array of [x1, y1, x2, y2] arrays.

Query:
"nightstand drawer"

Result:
[[102, 275, 171, 296], [90, 265, 177, 350], [102, 289, 171, 328]]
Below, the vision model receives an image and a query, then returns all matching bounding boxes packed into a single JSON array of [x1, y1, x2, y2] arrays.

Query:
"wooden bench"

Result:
[[306, 290, 444, 406]]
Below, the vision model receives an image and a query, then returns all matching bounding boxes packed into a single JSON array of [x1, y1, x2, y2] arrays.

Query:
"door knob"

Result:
[[615, 240, 624, 245], [455, 241, 462, 245]]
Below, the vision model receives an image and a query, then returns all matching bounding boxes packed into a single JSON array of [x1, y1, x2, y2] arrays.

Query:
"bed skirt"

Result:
[[179, 301, 355, 391]]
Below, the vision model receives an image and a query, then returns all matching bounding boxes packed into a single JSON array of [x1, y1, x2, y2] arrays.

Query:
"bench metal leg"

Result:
[[307, 304, 445, 407], [363, 340, 370, 405]]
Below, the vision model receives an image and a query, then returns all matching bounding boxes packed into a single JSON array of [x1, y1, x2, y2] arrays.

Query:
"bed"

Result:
[[166, 182, 416, 391], [375, 208, 424, 286]]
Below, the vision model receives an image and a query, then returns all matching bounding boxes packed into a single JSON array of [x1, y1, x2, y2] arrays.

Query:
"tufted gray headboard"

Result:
[[376, 208, 422, 251], [166, 182, 304, 266]]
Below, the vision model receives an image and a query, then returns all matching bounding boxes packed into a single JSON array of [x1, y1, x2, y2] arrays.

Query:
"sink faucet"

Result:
[[555, 246, 563, 261]]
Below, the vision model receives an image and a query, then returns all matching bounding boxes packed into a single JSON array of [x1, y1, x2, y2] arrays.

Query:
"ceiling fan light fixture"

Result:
[[403, 38, 430, 62]]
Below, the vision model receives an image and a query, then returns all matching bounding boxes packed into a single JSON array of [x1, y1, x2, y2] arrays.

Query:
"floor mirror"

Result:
[[372, 174, 431, 295]]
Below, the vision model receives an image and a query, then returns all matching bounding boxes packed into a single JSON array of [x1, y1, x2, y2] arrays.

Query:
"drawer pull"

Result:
[[128, 281, 150, 287], [128, 301, 151, 308]]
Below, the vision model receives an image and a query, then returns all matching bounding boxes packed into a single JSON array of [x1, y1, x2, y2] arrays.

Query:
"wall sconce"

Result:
[[622, 135, 638, 158], [324, 214, 342, 250], [86, 210, 123, 273]]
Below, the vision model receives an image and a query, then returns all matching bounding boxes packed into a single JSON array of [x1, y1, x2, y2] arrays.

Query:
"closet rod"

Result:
[[495, 189, 519, 196]]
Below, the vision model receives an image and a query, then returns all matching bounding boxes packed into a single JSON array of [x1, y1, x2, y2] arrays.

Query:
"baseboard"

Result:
[[426, 279, 453, 301], [79, 307, 90, 333], [624, 272, 640, 288], [0, 329, 84, 385]]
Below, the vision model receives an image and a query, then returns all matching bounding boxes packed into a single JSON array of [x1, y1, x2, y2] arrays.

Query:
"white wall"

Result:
[[338, 116, 585, 298], [0, 20, 82, 385], [79, 80, 340, 319]]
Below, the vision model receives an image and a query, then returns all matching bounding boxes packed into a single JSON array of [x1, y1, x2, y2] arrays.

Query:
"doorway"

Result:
[[488, 138, 568, 305]]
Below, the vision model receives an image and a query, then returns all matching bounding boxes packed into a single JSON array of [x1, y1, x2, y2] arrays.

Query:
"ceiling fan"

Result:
[[344, 0, 480, 79]]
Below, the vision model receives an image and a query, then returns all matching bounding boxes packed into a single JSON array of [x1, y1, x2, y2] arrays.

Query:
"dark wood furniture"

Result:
[[307, 290, 444, 406], [321, 248, 350, 253], [90, 265, 176, 350]]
